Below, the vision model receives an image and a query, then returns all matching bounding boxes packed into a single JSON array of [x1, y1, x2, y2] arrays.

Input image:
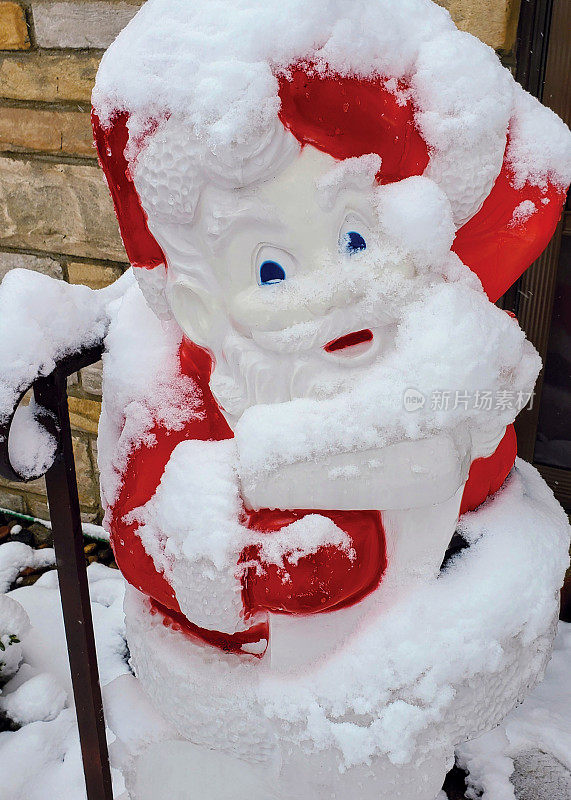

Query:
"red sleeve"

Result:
[[460, 425, 518, 515]]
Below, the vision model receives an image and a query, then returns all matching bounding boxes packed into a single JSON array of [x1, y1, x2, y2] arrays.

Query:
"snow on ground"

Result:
[[0, 559, 130, 800], [0, 542, 54, 594], [0, 543, 569, 800], [457, 622, 571, 800]]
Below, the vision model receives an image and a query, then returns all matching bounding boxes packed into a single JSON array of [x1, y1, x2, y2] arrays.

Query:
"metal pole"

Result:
[[32, 367, 113, 800]]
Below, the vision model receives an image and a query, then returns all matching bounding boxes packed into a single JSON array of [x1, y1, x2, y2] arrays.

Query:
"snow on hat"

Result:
[[92, 0, 571, 303]]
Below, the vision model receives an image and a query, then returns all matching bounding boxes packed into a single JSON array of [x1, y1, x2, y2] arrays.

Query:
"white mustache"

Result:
[[250, 302, 396, 353], [243, 247, 412, 353]]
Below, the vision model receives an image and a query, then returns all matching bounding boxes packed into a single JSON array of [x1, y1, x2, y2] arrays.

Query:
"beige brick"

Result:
[[27, 492, 101, 524], [71, 433, 99, 506], [13, 435, 99, 509], [0, 251, 63, 282], [29, 494, 103, 525], [0, 51, 100, 103], [436, 0, 521, 51], [0, 107, 94, 157], [0, 487, 25, 513], [0, 2, 29, 50], [81, 360, 103, 396], [0, 431, 95, 507], [79, 507, 101, 524], [90, 434, 99, 467], [68, 395, 101, 435], [0, 156, 126, 261], [0, 472, 46, 494], [25, 494, 50, 521], [32, 1, 140, 48], [67, 261, 120, 290]]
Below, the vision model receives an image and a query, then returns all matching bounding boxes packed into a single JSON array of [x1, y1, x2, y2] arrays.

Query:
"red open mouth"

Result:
[[324, 329, 374, 353]]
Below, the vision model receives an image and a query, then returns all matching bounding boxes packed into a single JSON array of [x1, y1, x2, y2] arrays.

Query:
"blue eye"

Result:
[[344, 231, 367, 254], [259, 260, 286, 285]]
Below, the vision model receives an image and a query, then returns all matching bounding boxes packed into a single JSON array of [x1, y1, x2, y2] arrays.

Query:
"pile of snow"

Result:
[[93, 0, 571, 230], [0, 541, 168, 799], [0, 561, 128, 694], [0, 672, 67, 727], [8, 400, 57, 480], [375, 175, 457, 271], [0, 561, 129, 800], [0, 594, 29, 680], [457, 622, 571, 800], [0, 542, 55, 594], [254, 514, 355, 570], [0, 270, 130, 425], [0, 269, 134, 478], [127, 460, 570, 779], [507, 88, 571, 190]]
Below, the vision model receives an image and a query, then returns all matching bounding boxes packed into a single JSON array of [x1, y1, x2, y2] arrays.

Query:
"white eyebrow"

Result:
[[316, 154, 382, 211]]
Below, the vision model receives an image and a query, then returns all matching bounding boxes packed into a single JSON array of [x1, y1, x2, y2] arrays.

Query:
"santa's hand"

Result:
[[128, 438, 250, 634], [238, 428, 472, 513]]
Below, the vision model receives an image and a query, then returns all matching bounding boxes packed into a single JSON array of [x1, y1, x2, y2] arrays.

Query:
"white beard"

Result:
[[209, 306, 398, 425], [209, 328, 343, 423], [207, 254, 540, 484], [207, 246, 418, 424]]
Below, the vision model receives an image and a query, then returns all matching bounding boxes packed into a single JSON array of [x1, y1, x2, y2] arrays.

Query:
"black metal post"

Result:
[[34, 369, 113, 800]]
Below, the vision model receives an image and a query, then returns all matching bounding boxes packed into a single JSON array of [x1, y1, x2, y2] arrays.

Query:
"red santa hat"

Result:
[[92, 1, 570, 303]]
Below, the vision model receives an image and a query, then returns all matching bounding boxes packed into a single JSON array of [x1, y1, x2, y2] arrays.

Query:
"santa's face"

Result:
[[209, 147, 413, 348], [158, 146, 416, 418]]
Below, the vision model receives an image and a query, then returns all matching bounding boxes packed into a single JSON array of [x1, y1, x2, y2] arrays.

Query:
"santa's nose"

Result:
[[257, 280, 361, 331], [306, 282, 358, 316], [231, 271, 363, 333]]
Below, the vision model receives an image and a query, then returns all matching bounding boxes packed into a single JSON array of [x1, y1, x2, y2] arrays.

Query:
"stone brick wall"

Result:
[[0, 0, 521, 522]]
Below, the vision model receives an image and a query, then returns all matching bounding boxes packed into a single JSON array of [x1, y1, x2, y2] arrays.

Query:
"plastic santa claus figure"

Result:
[[89, 1, 570, 798]]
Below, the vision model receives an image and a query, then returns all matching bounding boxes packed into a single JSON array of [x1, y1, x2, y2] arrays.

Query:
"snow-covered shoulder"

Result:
[[97, 283, 204, 513]]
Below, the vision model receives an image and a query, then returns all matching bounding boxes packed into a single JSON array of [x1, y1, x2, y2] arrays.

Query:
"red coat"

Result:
[[109, 339, 517, 654]]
